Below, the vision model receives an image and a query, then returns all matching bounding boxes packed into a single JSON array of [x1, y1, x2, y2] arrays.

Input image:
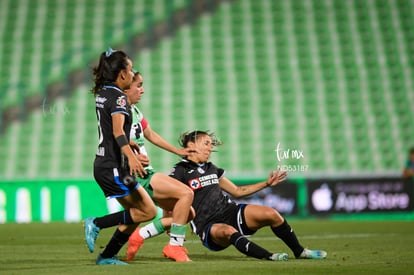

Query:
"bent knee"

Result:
[[213, 224, 238, 239], [179, 186, 194, 201], [145, 205, 157, 219], [185, 188, 194, 200], [264, 208, 284, 225]]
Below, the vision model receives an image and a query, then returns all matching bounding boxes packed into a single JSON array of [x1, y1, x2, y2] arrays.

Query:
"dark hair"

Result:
[[410, 147, 414, 154], [179, 130, 222, 148], [91, 49, 130, 95], [133, 71, 142, 80]]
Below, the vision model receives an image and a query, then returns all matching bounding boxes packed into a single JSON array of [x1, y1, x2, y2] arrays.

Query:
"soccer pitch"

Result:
[[0, 220, 413, 275]]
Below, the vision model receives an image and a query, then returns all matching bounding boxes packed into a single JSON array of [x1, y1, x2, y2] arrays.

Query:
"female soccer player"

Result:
[[123, 72, 194, 262], [128, 130, 327, 261], [84, 48, 157, 265]]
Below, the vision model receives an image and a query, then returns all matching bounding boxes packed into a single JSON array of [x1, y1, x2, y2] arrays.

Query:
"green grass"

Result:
[[0, 220, 413, 275]]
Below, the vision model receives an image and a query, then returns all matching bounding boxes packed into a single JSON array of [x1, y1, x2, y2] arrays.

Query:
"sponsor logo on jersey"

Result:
[[96, 96, 107, 103], [188, 174, 219, 190], [96, 147, 105, 156], [96, 96, 107, 108], [116, 96, 127, 109]]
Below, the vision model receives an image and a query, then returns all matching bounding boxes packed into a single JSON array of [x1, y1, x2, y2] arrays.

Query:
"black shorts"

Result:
[[94, 167, 140, 199], [195, 204, 257, 251]]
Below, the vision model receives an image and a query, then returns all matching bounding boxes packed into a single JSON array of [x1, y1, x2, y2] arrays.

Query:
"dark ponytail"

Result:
[[179, 130, 222, 148], [91, 48, 130, 96]]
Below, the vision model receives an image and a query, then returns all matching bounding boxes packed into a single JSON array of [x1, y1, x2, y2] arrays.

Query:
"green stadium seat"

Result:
[[0, 0, 413, 179]]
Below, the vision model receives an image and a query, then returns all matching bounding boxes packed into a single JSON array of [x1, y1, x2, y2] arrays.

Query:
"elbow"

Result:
[[231, 187, 249, 199], [231, 193, 244, 199]]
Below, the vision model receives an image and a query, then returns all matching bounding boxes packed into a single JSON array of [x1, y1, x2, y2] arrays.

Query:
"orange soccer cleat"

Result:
[[162, 244, 192, 262], [126, 228, 145, 261]]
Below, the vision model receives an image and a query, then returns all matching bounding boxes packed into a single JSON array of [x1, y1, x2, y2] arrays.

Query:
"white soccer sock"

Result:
[[139, 222, 163, 239]]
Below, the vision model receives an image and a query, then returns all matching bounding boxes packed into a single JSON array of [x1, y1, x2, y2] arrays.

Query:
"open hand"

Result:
[[177, 147, 198, 157], [129, 141, 140, 154], [136, 154, 150, 167], [128, 156, 147, 178], [265, 168, 287, 187]]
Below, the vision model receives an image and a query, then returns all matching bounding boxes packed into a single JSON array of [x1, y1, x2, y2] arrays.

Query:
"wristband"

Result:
[[115, 134, 129, 148]]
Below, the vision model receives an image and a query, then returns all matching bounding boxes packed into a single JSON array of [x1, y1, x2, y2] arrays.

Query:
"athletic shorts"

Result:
[[137, 169, 155, 199], [195, 204, 257, 251], [94, 167, 140, 199]]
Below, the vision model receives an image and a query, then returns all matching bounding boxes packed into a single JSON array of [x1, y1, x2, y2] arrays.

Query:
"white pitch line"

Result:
[[22, 233, 392, 244]]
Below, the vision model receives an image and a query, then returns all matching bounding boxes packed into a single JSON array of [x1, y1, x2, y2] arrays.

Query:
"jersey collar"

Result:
[[182, 158, 207, 167], [103, 85, 124, 93]]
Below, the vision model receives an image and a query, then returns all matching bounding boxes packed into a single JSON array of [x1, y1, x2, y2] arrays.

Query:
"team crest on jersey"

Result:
[[197, 167, 205, 174], [188, 178, 202, 190], [116, 96, 127, 109]]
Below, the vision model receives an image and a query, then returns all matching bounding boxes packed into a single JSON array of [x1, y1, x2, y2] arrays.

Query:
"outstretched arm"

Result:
[[219, 168, 288, 199], [143, 125, 193, 157]]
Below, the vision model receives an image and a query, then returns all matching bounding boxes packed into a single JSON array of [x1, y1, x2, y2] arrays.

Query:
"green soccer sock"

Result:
[[169, 223, 187, 246]]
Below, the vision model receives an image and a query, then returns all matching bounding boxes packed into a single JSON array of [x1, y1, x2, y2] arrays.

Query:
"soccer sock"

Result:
[[230, 232, 273, 260], [93, 210, 134, 229], [101, 228, 131, 259], [271, 220, 304, 258], [139, 219, 166, 239], [169, 223, 187, 246]]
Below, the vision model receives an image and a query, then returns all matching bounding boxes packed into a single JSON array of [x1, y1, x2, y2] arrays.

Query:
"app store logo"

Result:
[[311, 184, 333, 211]]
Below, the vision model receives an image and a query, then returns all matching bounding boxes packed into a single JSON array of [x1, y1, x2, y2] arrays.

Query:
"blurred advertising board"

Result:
[[230, 180, 299, 216], [0, 179, 121, 223], [307, 178, 414, 214]]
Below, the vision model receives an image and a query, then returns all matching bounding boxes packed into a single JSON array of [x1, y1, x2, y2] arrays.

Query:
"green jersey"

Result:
[[130, 105, 154, 172]]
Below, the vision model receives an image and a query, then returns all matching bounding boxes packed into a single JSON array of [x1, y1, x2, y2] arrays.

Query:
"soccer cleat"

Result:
[[84, 217, 100, 253], [162, 244, 192, 262], [126, 228, 145, 261], [96, 254, 128, 265], [298, 248, 327, 259], [270, 253, 289, 261]]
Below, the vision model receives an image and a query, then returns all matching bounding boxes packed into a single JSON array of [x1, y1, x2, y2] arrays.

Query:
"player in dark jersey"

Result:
[[83, 48, 157, 265], [122, 72, 195, 262], [129, 130, 327, 261]]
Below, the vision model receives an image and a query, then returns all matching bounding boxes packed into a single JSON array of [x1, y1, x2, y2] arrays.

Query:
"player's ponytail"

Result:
[[91, 48, 130, 96], [179, 130, 222, 148]]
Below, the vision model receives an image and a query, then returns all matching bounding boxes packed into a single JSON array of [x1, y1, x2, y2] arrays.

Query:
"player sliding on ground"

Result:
[[127, 130, 327, 261]]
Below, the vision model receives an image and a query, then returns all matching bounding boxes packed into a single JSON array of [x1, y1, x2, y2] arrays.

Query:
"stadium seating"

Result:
[[0, 0, 188, 110], [0, 0, 413, 179]]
